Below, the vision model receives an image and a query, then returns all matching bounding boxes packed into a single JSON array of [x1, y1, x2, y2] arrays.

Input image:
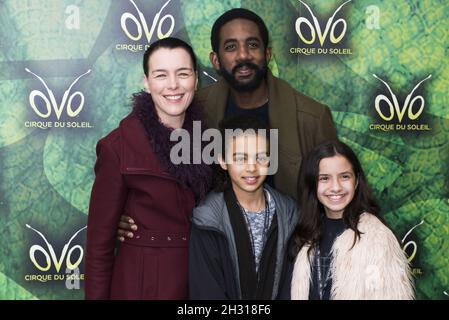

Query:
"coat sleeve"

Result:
[[318, 105, 338, 142], [189, 224, 234, 300], [365, 227, 415, 300], [330, 215, 415, 300], [276, 237, 295, 300], [85, 135, 128, 299]]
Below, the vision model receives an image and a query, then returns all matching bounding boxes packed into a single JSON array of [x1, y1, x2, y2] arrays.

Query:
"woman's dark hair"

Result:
[[214, 115, 270, 192], [211, 8, 269, 53], [143, 37, 197, 76], [293, 140, 385, 256]]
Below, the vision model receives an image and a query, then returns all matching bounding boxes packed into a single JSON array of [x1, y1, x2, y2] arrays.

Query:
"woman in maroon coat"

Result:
[[85, 38, 212, 299]]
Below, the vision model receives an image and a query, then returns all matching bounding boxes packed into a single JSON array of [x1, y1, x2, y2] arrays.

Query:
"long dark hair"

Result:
[[293, 140, 385, 255]]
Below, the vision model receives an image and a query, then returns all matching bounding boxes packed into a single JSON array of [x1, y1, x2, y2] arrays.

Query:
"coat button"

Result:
[[182, 237, 187, 241], [151, 237, 155, 241], [167, 236, 171, 241]]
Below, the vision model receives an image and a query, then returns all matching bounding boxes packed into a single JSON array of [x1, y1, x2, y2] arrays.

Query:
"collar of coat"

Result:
[[291, 212, 415, 300], [193, 184, 299, 299], [129, 91, 212, 203]]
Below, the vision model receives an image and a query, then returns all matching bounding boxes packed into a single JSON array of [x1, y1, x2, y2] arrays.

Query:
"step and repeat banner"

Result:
[[0, 0, 447, 299]]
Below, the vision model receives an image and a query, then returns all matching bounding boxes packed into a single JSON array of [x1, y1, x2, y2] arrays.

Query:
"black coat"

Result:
[[188, 185, 299, 300], [189, 224, 240, 299]]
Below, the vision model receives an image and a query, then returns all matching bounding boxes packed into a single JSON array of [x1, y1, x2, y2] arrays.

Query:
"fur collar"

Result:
[[131, 91, 212, 203]]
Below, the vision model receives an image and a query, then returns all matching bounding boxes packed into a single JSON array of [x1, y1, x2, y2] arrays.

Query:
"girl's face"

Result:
[[144, 47, 197, 127], [219, 133, 270, 197], [317, 155, 357, 219]]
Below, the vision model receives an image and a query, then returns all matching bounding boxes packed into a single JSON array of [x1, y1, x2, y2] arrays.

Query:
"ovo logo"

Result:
[[401, 220, 424, 263], [373, 74, 431, 123], [121, 0, 174, 42], [295, 0, 351, 46], [26, 224, 87, 273], [26, 68, 91, 120]]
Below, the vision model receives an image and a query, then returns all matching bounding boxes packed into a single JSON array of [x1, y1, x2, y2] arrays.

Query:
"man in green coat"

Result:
[[197, 8, 337, 199]]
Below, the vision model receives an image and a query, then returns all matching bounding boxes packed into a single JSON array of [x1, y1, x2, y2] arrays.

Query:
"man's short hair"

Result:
[[211, 8, 269, 53]]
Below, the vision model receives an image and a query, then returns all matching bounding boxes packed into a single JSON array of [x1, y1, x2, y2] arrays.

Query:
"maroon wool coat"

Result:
[[85, 114, 195, 300]]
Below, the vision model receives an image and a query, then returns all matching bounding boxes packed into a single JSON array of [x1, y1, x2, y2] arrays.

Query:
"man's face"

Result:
[[211, 18, 271, 92]]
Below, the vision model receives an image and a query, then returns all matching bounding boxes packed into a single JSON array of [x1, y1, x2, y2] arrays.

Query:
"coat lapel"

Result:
[[291, 245, 313, 300], [119, 115, 169, 178], [203, 78, 228, 129], [267, 71, 301, 196], [267, 70, 301, 158]]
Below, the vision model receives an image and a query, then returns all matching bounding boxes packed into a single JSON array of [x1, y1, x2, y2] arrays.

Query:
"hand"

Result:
[[117, 215, 138, 242]]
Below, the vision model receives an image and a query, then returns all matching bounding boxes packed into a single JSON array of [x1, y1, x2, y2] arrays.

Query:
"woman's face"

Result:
[[317, 155, 357, 219], [144, 47, 197, 127]]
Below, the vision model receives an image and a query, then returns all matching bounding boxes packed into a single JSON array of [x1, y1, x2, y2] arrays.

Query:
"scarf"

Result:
[[224, 186, 278, 299], [131, 91, 212, 203]]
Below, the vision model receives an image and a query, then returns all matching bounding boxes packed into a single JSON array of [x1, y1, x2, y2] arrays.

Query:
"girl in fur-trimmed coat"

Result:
[[289, 140, 414, 300]]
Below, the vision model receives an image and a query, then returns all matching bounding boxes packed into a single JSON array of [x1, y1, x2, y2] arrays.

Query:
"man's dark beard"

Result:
[[219, 60, 267, 92]]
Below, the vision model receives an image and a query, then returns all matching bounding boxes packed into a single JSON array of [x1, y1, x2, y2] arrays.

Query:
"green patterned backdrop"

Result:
[[0, 0, 447, 299]]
